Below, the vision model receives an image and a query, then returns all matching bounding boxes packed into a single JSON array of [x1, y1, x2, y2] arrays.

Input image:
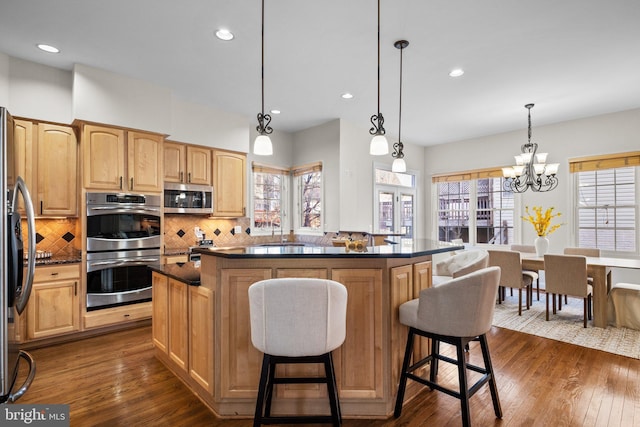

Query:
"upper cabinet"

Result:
[[12, 119, 78, 217], [37, 124, 78, 216], [213, 150, 246, 217], [164, 141, 212, 185], [81, 123, 163, 193]]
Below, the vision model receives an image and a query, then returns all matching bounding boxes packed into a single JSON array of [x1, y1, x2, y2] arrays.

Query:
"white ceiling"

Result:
[[1, 0, 639, 147]]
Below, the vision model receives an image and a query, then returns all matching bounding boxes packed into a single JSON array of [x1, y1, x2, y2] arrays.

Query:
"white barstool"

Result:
[[248, 278, 348, 426], [394, 267, 502, 427]]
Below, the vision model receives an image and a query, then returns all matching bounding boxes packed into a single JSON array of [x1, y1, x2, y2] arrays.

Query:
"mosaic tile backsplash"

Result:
[[24, 218, 81, 256]]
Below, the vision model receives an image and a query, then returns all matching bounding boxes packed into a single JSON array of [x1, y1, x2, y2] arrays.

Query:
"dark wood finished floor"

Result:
[[17, 325, 639, 427]]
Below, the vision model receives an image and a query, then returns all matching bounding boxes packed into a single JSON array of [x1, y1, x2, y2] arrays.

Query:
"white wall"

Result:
[[292, 120, 340, 232], [6, 56, 72, 123], [170, 98, 249, 152], [0, 52, 9, 105]]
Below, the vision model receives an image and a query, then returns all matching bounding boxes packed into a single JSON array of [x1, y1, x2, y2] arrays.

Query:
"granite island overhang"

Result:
[[153, 240, 461, 419]]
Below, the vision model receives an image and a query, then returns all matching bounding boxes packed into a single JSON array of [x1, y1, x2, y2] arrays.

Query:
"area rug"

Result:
[[492, 294, 640, 359]]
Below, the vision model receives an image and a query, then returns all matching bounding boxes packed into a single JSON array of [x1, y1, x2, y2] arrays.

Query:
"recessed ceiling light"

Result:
[[341, 93, 354, 99], [215, 29, 234, 41], [449, 68, 464, 77], [270, 109, 280, 115], [37, 44, 60, 53]]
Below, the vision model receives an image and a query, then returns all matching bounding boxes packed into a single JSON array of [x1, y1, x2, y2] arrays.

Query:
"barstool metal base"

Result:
[[254, 352, 341, 427], [394, 327, 502, 427]]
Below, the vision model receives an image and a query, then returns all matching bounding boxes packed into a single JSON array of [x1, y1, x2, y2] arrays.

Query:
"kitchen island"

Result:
[[151, 240, 460, 419]]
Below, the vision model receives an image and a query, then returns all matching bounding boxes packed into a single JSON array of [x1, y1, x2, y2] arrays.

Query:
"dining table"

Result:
[[521, 254, 640, 328]]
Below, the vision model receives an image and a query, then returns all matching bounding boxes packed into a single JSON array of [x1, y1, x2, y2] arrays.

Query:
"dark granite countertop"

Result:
[[149, 262, 201, 286], [193, 239, 462, 259], [27, 253, 82, 266]]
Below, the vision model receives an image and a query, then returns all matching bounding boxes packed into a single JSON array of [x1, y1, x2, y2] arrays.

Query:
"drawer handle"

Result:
[[51, 272, 59, 276], [124, 314, 130, 318]]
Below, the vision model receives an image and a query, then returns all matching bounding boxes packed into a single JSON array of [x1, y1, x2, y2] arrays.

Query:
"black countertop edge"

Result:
[[192, 240, 463, 259], [27, 257, 82, 266], [149, 262, 201, 286]]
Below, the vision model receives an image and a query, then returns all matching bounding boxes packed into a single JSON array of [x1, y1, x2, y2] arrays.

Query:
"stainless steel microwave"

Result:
[[164, 182, 213, 214]]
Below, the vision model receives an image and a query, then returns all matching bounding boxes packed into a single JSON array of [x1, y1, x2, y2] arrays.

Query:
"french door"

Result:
[[375, 185, 415, 237]]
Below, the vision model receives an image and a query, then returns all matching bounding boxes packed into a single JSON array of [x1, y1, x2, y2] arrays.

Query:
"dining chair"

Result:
[[510, 244, 540, 300], [394, 267, 502, 427], [561, 247, 601, 306], [544, 254, 593, 328], [248, 278, 348, 426], [488, 250, 535, 315]]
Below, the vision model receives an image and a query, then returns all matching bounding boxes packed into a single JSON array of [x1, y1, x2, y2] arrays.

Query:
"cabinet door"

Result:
[[37, 123, 78, 216], [213, 150, 246, 217], [220, 268, 271, 399], [186, 145, 212, 185], [11, 119, 34, 213], [82, 125, 125, 190], [127, 131, 163, 193], [27, 266, 79, 340], [390, 265, 413, 391], [189, 285, 214, 394], [331, 268, 383, 400], [168, 278, 189, 372], [412, 261, 432, 361], [163, 141, 186, 183], [152, 273, 169, 353]]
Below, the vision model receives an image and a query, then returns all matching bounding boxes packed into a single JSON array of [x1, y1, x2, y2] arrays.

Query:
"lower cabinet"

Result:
[[27, 264, 80, 340], [152, 272, 214, 394]]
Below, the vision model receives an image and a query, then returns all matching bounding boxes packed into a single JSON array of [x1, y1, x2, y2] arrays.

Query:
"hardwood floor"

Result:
[[17, 325, 639, 426]]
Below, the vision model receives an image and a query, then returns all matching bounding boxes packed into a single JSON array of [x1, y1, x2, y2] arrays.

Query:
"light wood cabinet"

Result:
[[127, 131, 163, 193], [189, 285, 214, 394], [168, 277, 189, 372], [12, 120, 78, 216], [81, 123, 163, 192], [37, 123, 78, 216], [213, 150, 246, 217], [152, 272, 169, 353], [164, 141, 212, 185], [26, 264, 80, 340]]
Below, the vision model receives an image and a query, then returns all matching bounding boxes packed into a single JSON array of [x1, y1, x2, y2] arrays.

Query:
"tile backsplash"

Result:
[[25, 218, 81, 256]]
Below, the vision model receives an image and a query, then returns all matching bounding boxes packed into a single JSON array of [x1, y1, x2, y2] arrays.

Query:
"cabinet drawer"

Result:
[[84, 301, 152, 329], [34, 264, 80, 283]]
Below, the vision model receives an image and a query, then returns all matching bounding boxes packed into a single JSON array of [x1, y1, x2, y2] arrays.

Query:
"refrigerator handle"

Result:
[[12, 176, 36, 315], [7, 351, 36, 402]]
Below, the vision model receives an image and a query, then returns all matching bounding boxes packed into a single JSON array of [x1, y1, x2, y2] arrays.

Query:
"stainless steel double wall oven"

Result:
[[86, 192, 161, 311]]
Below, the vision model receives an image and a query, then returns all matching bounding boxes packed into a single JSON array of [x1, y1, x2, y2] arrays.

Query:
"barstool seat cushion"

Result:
[[608, 283, 640, 330], [249, 278, 347, 357]]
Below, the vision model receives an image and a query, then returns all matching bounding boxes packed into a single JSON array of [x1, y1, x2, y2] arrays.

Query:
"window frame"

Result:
[[293, 162, 324, 236], [250, 162, 290, 237]]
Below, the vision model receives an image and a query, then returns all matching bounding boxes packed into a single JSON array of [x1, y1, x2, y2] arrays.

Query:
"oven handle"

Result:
[[87, 257, 160, 270], [87, 206, 161, 215]]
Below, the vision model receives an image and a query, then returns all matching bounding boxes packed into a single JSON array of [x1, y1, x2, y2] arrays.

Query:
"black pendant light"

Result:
[[391, 40, 408, 172], [369, 0, 388, 155], [254, 0, 273, 155]]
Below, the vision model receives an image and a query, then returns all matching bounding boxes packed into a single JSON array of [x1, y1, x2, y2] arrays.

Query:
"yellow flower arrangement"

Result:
[[522, 206, 563, 237]]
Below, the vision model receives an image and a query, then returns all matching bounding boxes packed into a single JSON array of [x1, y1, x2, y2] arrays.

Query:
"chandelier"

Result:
[[253, 0, 273, 156], [369, 0, 388, 155], [502, 104, 559, 192], [391, 40, 409, 173]]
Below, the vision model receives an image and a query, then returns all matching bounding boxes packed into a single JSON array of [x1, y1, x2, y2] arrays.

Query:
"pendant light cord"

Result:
[[261, 0, 265, 117], [398, 44, 403, 143], [377, 0, 381, 116]]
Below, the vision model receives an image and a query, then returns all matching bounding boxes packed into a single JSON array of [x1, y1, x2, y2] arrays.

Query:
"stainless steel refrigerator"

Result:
[[0, 106, 37, 403]]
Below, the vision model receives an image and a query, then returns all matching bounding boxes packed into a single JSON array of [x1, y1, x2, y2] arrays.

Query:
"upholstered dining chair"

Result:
[[248, 278, 348, 426], [544, 254, 593, 328], [510, 244, 541, 300], [432, 249, 489, 286], [561, 247, 601, 306], [488, 250, 536, 315], [394, 267, 502, 427]]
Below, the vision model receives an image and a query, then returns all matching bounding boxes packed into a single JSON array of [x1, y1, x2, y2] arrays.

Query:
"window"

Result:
[[433, 168, 515, 245], [252, 162, 289, 235], [293, 162, 323, 233], [374, 167, 417, 237], [575, 167, 636, 253], [571, 151, 639, 255]]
